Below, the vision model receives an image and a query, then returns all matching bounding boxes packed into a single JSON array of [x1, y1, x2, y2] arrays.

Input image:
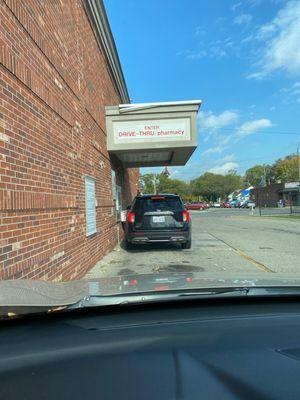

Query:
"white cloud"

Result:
[[210, 46, 227, 58], [181, 36, 236, 61], [208, 162, 239, 175], [202, 145, 228, 156], [247, 0, 261, 6], [249, 1, 300, 78], [256, 23, 277, 40], [199, 110, 239, 130], [195, 26, 206, 36], [292, 82, 300, 95], [233, 13, 253, 25], [214, 154, 236, 164], [184, 46, 226, 60], [236, 118, 273, 138], [185, 49, 207, 60], [232, 2, 242, 12], [215, 17, 226, 25], [276, 82, 300, 104]]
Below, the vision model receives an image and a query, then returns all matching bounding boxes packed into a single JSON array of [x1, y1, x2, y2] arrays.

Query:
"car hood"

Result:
[[2, 273, 300, 309]]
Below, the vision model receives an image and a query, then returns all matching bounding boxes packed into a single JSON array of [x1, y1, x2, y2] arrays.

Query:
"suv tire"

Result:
[[125, 240, 134, 251], [182, 239, 191, 249]]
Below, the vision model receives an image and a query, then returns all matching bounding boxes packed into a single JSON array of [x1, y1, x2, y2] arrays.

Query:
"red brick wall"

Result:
[[0, 0, 139, 281]]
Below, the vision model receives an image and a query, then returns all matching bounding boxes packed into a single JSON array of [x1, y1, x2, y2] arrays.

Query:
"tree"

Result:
[[273, 155, 299, 182], [223, 173, 243, 195], [191, 172, 241, 202], [139, 173, 191, 201], [244, 164, 274, 186], [158, 177, 190, 201], [139, 173, 157, 194]]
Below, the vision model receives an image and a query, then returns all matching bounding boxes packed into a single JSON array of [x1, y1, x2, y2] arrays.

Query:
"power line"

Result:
[[233, 148, 297, 166], [201, 127, 300, 136]]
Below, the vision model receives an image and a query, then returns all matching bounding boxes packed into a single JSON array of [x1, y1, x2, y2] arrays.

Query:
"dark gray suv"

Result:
[[125, 194, 191, 250]]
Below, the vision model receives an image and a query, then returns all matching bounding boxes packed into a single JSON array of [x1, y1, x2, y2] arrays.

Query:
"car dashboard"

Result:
[[1, 298, 300, 399]]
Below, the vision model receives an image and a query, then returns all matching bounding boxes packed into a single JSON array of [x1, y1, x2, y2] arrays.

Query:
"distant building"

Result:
[[250, 182, 300, 207], [280, 182, 300, 205]]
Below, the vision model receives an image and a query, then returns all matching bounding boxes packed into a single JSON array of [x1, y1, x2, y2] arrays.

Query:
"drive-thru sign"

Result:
[[105, 100, 201, 167]]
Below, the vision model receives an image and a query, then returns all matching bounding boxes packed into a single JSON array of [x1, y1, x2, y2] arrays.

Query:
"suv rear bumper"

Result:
[[126, 230, 190, 244]]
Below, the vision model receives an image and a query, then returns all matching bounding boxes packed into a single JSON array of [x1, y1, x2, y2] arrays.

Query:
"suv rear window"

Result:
[[133, 196, 184, 212]]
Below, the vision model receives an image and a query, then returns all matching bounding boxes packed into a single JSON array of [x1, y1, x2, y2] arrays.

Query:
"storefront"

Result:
[[280, 182, 300, 206], [105, 100, 201, 167]]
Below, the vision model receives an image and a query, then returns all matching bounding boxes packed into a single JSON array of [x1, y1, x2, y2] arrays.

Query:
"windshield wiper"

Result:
[[3, 286, 300, 319], [69, 286, 300, 310], [68, 287, 250, 309]]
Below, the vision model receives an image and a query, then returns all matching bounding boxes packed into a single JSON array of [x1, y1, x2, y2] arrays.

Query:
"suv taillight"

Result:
[[182, 210, 190, 222], [127, 211, 135, 223]]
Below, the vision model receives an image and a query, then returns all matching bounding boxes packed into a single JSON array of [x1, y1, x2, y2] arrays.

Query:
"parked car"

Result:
[[230, 199, 238, 207], [222, 202, 232, 208], [213, 202, 221, 208], [185, 202, 205, 210], [125, 194, 191, 249]]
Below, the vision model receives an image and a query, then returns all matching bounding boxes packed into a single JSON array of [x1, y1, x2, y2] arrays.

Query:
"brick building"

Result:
[[250, 182, 300, 207], [250, 184, 283, 207], [0, 0, 139, 280]]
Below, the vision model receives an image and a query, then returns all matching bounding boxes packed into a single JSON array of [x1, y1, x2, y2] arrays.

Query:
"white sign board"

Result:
[[121, 210, 127, 222], [113, 118, 191, 144], [285, 182, 300, 189], [85, 176, 97, 236]]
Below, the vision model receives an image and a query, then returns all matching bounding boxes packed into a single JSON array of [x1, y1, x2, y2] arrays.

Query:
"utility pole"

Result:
[[263, 164, 268, 187], [297, 142, 300, 205]]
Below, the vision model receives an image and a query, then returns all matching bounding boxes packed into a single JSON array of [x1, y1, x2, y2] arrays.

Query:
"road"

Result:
[[86, 208, 300, 279]]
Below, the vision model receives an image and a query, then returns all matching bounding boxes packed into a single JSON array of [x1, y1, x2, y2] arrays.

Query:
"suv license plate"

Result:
[[153, 216, 165, 223]]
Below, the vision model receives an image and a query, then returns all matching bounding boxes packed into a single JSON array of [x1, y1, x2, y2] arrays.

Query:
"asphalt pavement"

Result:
[[86, 208, 300, 279]]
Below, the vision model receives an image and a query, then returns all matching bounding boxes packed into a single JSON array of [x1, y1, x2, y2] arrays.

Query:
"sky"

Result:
[[104, 0, 300, 180]]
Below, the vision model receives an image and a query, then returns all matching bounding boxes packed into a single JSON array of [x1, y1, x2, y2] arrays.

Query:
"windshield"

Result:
[[1, 0, 300, 314], [133, 197, 184, 212]]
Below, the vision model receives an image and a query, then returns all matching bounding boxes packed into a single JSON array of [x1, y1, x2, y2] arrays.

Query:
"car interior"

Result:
[[1, 297, 300, 399]]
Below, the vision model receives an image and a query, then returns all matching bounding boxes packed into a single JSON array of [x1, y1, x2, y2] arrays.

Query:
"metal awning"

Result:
[[105, 100, 202, 167], [279, 188, 300, 193]]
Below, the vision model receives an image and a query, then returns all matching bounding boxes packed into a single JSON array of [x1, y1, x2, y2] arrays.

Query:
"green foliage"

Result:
[[139, 173, 157, 194], [244, 165, 269, 186], [191, 172, 242, 202], [244, 155, 299, 186], [139, 153, 299, 203], [273, 155, 299, 182], [140, 171, 242, 203], [139, 173, 191, 201]]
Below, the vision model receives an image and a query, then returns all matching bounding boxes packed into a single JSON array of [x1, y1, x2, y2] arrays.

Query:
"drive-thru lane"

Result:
[[86, 208, 300, 279]]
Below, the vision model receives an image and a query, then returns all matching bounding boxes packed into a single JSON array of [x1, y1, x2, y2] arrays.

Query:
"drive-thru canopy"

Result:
[[106, 100, 202, 167]]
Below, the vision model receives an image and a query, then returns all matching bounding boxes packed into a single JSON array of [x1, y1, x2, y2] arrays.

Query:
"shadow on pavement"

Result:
[[120, 239, 183, 253]]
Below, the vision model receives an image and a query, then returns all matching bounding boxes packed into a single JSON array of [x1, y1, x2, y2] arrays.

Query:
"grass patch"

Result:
[[263, 214, 300, 219]]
